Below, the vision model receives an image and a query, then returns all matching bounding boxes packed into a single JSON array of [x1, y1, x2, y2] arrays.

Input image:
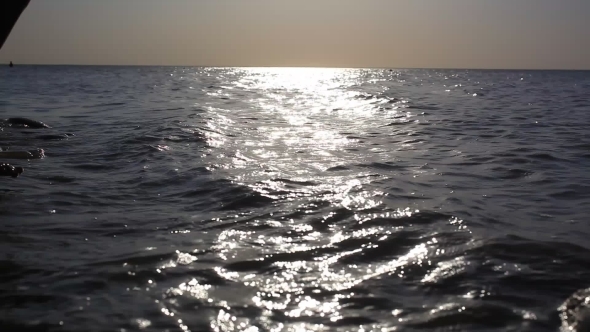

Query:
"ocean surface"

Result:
[[1, 66, 590, 332]]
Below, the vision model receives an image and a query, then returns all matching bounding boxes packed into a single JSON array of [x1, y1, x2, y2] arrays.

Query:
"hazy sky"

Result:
[[1, 0, 589, 69]]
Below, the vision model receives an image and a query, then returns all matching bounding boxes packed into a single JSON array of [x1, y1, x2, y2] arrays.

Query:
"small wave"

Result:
[[501, 157, 531, 164], [402, 139, 425, 144], [382, 121, 410, 127], [407, 303, 521, 329], [478, 133, 499, 138], [89, 251, 174, 268], [527, 153, 564, 161], [83, 102, 126, 108], [34, 134, 74, 140], [490, 167, 533, 180], [326, 165, 350, 172], [407, 105, 440, 111], [68, 163, 113, 171], [269, 178, 318, 187], [352, 210, 453, 229], [548, 190, 582, 200], [353, 93, 377, 100], [219, 192, 275, 211], [356, 162, 407, 171]]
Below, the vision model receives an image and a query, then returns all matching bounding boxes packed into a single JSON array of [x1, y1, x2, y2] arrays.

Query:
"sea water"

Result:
[[1, 66, 590, 331]]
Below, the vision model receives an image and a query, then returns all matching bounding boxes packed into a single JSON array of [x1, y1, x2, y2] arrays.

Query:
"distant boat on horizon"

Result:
[[9, 61, 13, 67]]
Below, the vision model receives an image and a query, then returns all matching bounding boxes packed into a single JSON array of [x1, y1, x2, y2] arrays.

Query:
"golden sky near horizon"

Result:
[[0, 0, 589, 69]]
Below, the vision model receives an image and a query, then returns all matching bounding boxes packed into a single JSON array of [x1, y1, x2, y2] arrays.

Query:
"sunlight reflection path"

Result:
[[158, 68, 464, 332]]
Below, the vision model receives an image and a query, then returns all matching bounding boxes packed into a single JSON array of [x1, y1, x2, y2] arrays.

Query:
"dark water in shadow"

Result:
[[1, 67, 590, 331]]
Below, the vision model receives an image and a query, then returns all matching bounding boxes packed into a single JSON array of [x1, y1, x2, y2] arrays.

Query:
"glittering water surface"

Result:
[[1, 67, 590, 332]]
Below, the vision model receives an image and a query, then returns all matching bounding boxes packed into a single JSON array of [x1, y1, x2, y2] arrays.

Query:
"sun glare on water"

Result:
[[240, 67, 350, 92], [155, 66, 443, 332]]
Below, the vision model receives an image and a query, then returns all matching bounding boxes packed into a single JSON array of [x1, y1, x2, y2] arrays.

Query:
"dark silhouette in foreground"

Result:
[[9, 61, 14, 67], [0, 0, 30, 50], [0, 163, 24, 178], [0, 0, 31, 178]]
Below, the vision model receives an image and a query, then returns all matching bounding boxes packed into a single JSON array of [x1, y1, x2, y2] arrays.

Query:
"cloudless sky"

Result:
[[0, 0, 589, 69]]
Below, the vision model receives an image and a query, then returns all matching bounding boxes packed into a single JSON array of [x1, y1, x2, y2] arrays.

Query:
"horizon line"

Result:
[[2, 63, 590, 71]]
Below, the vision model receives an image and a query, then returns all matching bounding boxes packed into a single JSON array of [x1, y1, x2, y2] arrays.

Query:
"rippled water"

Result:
[[1, 66, 590, 332]]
